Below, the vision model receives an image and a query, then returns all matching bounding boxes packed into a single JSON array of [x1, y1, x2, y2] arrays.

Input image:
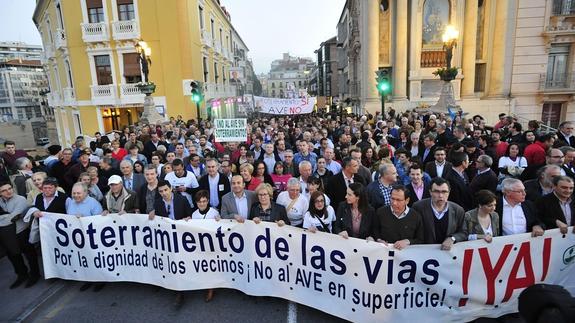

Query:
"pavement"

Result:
[[0, 254, 524, 323]]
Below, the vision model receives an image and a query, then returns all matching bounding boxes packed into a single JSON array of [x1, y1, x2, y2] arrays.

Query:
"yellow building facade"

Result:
[[34, 0, 243, 147]]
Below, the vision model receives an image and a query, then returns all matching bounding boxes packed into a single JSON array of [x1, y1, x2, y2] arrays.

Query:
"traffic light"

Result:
[[375, 68, 392, 95], [190, 80, 203, 103]]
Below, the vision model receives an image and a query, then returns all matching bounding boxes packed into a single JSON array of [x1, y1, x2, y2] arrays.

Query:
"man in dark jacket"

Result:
[[445, 151, 473, 211], [150, 180, 193, 220], [197, 159, 230, 210], [469, 155, 498, 198], [535, 176, 574, 233]]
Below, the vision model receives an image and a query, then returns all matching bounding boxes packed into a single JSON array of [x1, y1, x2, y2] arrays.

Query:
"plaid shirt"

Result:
[[379, 182, 393, 206]]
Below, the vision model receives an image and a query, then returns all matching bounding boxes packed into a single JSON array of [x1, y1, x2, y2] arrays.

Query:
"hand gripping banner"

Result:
[[39, 213, 575, 322]]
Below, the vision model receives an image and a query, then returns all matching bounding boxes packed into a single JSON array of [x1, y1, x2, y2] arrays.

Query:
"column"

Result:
[[360, 0, 381, 113], [488, 0, 514, 97], [461, 0, 478, 97], [393, 0, 407, 100]]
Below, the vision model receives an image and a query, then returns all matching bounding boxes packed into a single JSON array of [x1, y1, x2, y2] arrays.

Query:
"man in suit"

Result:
[[524, 165, 561, 203], [535, 176, 574, 233], [425, 147, 452, 179], [554, 121, 575, 148], [560, 146, 575, 179], [149, 179, 192, 308], [143, 132, 168, 162], [366, 163, 397, 210], [220, 175, 256, 220], [120, 160, 146, 194], [496, 178, 545, 237], [411, 177, 468, 250], [350, 148, 372, 184], [445, 151, 473, 211], [406, 164, 430, 207], [469, 155, 498, 195], [198, 159, 230, 210], [326, 157, 366, 208], [419, 134, 436, 166]]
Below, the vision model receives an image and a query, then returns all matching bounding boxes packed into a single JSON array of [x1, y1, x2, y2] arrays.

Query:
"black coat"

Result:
[[425, 161, 452, 179], [153, 193, 193, 220], [143, 140, 169, 161], [406, 182, 431, 207], [554, 131, 575, 148], [197, 173, 231, 210], [248, 202, 290, 224], [524, 179, 544, 203], [137, 184, 161, 214], [535, 192, 575, 228], [325, 172, 366, 209], [496, 197, 544, 233], [34, 192, 68, 214], [332, 202, 375, 240], [469, 169, 498, 197], [445, 168, 474, 211], [419, 145, 436, 166]]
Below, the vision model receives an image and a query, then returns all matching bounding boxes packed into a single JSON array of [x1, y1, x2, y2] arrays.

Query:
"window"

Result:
[[117, 0, 135, 21], [553, 0, 575, 15], [546, 44, 570, 88], [123, 53, 141, 83], [542, 103, 563, 129], [214, 62, 218, 83], [199, 6, 204, 29], [87, 0, 105, 23], [476, 0, 485, 59], [203, 57, 208, 82], [94, 55, 113, 85], [474, 63, 486, 93], [66, 61, 74, 88], [74, 113, 83, 135], [211, 19, 215, 39], [56, 3, 64, 29], [271, 82, 275, 88]]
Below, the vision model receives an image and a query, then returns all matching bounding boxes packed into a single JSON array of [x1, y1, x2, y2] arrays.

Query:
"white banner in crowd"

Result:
[[253, 96, 316, 115], [40, 213, 575, 322], [214, 118, 247, 142]]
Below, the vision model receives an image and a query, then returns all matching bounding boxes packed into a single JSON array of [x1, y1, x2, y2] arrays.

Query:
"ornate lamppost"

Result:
[[135, 40, 164, 124], [430, 25, 461, 115]]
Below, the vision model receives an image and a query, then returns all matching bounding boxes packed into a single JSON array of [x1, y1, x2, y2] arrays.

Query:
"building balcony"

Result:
[[214, 41, 222, 55], [91, 84, 117, 105], [62, 87, 76, 105], [81, 22, 109, 43], [539, 73, 575, 94], [201, 29, 213, 47], [420, 50, 446, 68], [223, 48, 233, 61], [119, 83, 145, 104], [552, 0, 575, 16], [54, 28, 67, 49], [111, 20, 140, 40], [47, 92, 61, 107]]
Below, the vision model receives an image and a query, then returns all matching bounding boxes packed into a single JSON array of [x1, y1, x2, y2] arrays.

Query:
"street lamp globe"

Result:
[[442, 25, 459, 43]]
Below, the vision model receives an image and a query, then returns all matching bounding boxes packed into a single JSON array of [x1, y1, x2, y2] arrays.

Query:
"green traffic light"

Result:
[[378, 82, 390, 93], [192, 93, 201, 103]]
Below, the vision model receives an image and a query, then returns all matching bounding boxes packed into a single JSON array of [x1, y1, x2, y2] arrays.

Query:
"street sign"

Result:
[[214, 118, 248, 142]]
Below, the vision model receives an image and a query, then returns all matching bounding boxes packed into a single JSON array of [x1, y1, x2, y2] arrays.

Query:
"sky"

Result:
[[0, 0, 346, 74]]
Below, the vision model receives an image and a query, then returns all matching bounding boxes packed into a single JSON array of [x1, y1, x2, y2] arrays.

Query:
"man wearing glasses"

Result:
[[412, 177, 467, 251], [555, 121, 575, 148], [496, 178, 545, 237]]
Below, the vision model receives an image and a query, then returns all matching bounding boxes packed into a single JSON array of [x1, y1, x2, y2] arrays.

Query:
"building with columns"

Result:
[[337, 0, 575, 126], [33, 0, 251, 147]]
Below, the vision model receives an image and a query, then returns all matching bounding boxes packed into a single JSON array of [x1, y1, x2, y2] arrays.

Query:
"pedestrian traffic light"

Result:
[[375, 68, 392, 95], [190, 80, 203, 103]]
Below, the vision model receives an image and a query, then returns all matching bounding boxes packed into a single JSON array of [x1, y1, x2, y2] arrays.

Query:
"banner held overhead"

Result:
[[214, 118, 247, 142], [254, 96, 316, 115]]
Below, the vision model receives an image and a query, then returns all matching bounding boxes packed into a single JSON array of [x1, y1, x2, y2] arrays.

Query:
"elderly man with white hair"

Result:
[[276, 177, 309, 228], [298, 161, 313, 193], [65, 182, 103, 217], [495, 178, 545, 237]]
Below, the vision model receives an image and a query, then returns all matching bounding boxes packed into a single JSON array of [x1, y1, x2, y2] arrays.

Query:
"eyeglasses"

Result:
[[258, 193, 270, 197]]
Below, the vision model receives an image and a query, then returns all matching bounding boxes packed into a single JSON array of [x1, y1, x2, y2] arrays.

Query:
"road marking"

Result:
[[287, 301, 297, 323]]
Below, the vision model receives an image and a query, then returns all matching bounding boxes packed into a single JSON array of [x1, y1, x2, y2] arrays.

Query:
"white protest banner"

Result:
[[254, 96, 316, 115], [214, 118, 247, 142], [40, 213, 575, 323]]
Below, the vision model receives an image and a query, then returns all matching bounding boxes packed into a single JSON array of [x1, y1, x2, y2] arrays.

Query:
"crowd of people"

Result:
[[0, 109, 574, 308]]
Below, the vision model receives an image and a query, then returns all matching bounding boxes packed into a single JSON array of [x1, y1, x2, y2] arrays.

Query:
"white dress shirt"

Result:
[[501, 198, 527, 236]]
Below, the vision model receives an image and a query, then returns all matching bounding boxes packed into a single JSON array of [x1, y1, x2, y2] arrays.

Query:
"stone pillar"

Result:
[[140, 95, 164, 125], [362, 0, 381, 113], [488, 0, 513, 97], [393, 0, 408, 100], [461, 0, 478, 98]]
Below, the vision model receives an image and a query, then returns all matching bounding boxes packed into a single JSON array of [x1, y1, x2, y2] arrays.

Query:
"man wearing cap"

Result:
[[102, 175, 139, 215], [64, 149, 98, 194], [43, 145, 62, 171]]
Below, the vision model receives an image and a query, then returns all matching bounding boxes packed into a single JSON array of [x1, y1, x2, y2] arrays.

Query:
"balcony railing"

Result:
[[112, 20, 140, 40], [81, 22, 109, 42], [553, 0, 575, 16], [91, 84, 117, 104], [63, 87, 76, 105], [201, 29, 213, 47], [420, 50, 447, 68], [539, 73, 575, 93], [119, 83, 145, 104], [54, 28, 67, 49], [214, 41, 222, 55]]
